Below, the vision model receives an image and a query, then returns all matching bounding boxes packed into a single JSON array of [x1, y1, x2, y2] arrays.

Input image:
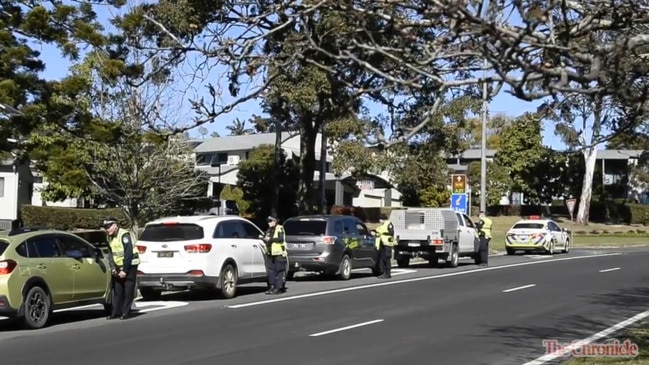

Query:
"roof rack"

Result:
[[6, 226, 54, 236]]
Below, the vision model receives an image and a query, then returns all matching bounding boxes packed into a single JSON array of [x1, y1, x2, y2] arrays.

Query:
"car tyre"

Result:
[[396, 256, 410, 268], [547, 240, 555, 255], [338, 254, 352, 280], [286, 271, 295, 281], [218, 264, 237, 299], [23, 286, 50, 330], [562, 239, 570, 253], [139, 288, 162, 301], [506, 248, 516, 255], [446, 244, 459, 268]]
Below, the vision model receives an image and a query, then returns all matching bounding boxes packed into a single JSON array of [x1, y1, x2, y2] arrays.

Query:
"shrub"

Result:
[[21, 205, 128, 230]]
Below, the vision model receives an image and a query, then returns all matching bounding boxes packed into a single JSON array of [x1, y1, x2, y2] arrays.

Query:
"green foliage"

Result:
[[494, 113, 567, 204], [467, 161, 510, 206], [219, 185, 250, 216], [236, 144, 299, 222], [21, 205, 128, 230]]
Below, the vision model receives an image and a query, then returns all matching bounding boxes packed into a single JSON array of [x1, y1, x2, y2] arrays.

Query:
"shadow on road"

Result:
[[475, 285, 649, 365], [0, 309, 147, 332]]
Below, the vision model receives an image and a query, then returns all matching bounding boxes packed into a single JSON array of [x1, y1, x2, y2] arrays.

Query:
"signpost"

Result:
[[450, 174, 469, 214], [566, 198, 576, 246]]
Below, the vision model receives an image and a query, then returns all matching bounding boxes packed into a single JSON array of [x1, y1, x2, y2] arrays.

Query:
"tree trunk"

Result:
[[271, 118, 281, 218], [297, 123, 318, 215], [576, 147, 597, 224]]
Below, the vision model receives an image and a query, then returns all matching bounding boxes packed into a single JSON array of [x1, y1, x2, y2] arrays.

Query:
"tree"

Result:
[[0, 1, 109, 156], [237, 144, 299, 222], [494, 113, 566, 205], [467, 161, 509, 207], [226, 118, 254, 136]]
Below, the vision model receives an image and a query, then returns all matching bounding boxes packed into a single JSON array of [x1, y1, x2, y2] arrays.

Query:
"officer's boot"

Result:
[[265, 285, 275, 295]]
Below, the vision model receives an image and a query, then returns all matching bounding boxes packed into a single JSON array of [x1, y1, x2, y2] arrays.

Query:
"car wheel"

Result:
[[139, 288, 161, 301], [547, 241, 555, 255], [338, 254, 352, 280], [396, 256, 410, 268], [23, 286, 50, 330], [446, 244, 459, 268], [562, 239, 570, 253], [286, 271, 295, 281], [218, 264, 238, 299], [506, 248, 516, 255]]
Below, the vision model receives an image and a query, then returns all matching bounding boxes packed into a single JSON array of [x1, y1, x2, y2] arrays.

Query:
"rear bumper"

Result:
[[396, 240, 449, 255], [288, 253, 342, 273], [137, 274, 219, 291], [0, 294, 18, 317]]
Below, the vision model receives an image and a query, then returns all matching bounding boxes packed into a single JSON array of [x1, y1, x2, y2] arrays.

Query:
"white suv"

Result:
[[135, 215, 269, 299]]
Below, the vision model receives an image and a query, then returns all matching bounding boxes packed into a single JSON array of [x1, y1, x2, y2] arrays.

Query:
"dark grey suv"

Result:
[[284, 215, 381, 280]]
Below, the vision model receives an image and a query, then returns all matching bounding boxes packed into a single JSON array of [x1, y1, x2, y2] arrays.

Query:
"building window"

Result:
[[196, 153, 228, 166], [0, 177, 4, 197]]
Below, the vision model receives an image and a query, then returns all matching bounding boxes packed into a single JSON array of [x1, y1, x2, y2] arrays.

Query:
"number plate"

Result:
[[408, 242, 420, 247], [157, 251, 174, 258], [290, 243, 307, 248], [518, 235, 528, 241]]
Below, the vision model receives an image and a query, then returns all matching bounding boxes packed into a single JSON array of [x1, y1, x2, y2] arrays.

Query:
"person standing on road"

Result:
[[102, 218, 140, 320], [375, 213, 396, 279], [475, 211, 492, 266], [261, 216, 287, 295]]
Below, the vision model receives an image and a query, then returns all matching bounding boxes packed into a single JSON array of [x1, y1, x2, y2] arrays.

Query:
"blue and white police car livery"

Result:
[[504, 216, 570, 255]]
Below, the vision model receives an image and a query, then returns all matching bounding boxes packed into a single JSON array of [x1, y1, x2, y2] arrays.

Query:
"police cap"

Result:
[[267, 215, 278, 223], [100, 218, 118, 229]]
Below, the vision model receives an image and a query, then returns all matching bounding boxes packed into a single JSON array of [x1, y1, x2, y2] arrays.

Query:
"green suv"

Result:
[[0, 227, 112, 329]]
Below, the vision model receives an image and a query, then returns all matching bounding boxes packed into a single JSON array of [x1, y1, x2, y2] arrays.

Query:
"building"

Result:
[[193, 132, 403, 208], [0, 160, 34, 230], [446, 148, 647, 203]]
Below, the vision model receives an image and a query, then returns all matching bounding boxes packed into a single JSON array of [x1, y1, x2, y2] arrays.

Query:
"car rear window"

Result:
[[512, 223, 545, 229], [284, 220, 327, 236], [0, 240, 7, 255], [140, 224, 204, 241]]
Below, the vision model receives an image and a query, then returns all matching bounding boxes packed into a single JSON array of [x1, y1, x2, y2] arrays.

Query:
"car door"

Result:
[[342, 218, 363, 266], [240, 220, 268, 277], [355, 220, 377, 266], [213, 220, 251, 279], [57, 234, 110, 301], [454, 213, 472, 252], [548, 222, 565, 246], [25, 234, 75, 304], [462, 214, 480, 253]]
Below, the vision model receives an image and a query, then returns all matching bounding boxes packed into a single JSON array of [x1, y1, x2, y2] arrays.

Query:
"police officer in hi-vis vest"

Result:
[[375, 213, 396, 279], [475, 211, 492, 266], [260, 216, 287, 295], [102, 218, 140, 319]]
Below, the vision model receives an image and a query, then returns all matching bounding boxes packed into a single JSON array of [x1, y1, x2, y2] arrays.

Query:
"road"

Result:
[[0, 248, 648, 365]]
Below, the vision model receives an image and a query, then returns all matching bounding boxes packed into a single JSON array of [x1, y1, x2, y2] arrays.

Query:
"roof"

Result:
[[453, 149, 643, 160], [145, 215, 241, 225], [194, 132, 296, 153], [511, 219, 550, 225]]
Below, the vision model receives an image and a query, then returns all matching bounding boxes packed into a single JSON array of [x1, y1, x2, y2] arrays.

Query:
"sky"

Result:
[[33, 3, 568, 150]]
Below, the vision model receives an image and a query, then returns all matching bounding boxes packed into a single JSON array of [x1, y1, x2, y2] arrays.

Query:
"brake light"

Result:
[[0, 260, 17, 275], [322, 236, 336, 244], [162, 222, 178, 226], [136, 245, 147, 254], [186, 270, 204, 276], [137, 270, 145, 276], [528, 215, 541, 220], [431, 239, 443, 245], [184, 244, 212, 253]]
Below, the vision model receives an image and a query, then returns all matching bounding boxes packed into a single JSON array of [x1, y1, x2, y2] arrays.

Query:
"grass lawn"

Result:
[[561, 320, 649, 364]]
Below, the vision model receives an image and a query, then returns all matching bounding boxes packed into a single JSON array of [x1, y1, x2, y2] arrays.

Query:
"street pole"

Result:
[[479, 0, 489, 214]]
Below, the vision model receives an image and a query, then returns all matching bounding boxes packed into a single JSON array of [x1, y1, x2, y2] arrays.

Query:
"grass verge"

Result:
[[561, 320, 649, 364]]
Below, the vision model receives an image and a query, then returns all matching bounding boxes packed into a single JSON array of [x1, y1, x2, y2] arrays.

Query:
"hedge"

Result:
[[21, 205, 129, 230], [330, 205, 405, 223]]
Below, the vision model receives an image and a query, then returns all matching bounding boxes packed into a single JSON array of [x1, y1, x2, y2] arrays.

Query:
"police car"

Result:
[[504, 216, 571, 255]]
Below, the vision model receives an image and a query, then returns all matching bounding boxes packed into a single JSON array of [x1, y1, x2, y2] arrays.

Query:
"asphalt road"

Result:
[[0, 248, 648, 365]]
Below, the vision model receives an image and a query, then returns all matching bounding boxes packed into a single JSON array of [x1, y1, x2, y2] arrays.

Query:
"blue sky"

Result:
[[34, 4, 566, 150]]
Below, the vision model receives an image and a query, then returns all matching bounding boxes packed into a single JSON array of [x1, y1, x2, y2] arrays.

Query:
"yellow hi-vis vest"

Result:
[[479, 217, 493, 239], [270, 224, 287, 257], [109, 228, 140, 267], [375, 220, 396, 248]]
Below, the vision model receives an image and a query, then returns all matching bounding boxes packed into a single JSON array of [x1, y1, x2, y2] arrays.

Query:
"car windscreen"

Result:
[[283, 220, 327, 235], [512, 223, 545, 229], [0, 240, 8, 255], [140, 224, 204, 241]]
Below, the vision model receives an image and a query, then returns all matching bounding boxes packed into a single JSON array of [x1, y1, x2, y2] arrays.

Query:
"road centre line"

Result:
[[599, 267, 621, 273], [523, 309, 649, 365], [309, 319, 384, 337], [226, 252, 623, 309], [503, 284, 536, 293]]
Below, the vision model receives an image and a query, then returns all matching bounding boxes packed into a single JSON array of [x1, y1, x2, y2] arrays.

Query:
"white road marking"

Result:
[[523, 309, 649, 364], [0, 301, 188, 321], [502, 284, 536, 293], [309, 319, 384, 337], [599, 267, 621, 273], [226, 252, 623, 309], [390, 269, 417, 276]]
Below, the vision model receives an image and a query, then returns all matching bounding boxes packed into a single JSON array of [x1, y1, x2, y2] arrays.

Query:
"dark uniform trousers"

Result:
[[111, 265, 138, 317], [269, 256, 287, 290], [479, 237, 490, 264], [379, 245, 393, 277]]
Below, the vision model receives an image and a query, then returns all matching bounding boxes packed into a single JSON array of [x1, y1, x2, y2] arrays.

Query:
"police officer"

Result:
[[102, 218, 140, 320], [261, 216, 287, 295], [475, 211, 492, 266], [375, 213, 395, 279]]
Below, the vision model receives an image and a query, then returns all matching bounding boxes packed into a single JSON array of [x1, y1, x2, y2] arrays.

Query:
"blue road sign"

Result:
[[451, 193, 468, 214]]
